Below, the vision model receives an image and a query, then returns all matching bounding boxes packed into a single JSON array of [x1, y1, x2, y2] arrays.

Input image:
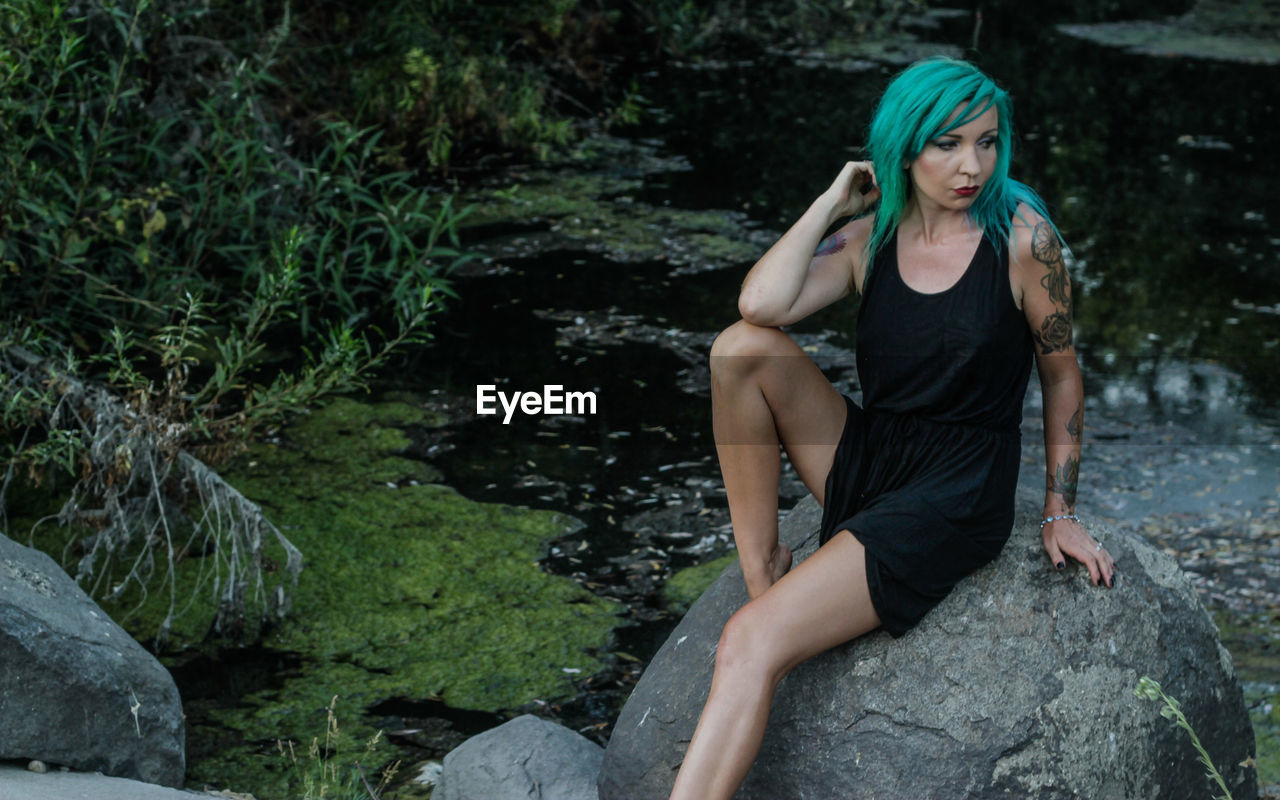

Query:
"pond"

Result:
[[177, 8, 1280, 795]]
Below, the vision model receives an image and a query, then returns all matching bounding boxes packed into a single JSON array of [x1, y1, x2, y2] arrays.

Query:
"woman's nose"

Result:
[[960, 147, 981, 176]]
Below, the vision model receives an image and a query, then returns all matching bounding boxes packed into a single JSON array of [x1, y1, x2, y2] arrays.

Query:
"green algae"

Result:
[[1214, 609, 1280, 789], [460, 135, 773, 271], [2, 396, 620, 798], [664, 553, 737, 615], [1244, 678, 1280, 793], [28, 395, 625, 797]]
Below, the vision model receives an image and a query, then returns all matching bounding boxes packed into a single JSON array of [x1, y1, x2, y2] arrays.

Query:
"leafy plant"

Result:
[[0, 0, 468, 641], [276, 695, 398, 800], [1135, 676, 1235, 800]]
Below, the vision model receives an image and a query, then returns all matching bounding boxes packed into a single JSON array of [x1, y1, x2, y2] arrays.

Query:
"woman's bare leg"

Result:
[[710, 320, 848, 599], [669, 531, 881, 800]]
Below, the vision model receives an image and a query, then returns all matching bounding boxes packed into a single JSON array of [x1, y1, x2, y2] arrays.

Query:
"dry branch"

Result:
[[1, 343, 302, 645]]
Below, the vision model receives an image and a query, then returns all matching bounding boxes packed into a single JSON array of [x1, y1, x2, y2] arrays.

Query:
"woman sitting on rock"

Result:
[[670, 57, 1114, 800]]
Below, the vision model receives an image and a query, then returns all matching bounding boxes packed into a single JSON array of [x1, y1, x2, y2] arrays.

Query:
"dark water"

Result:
[[630, 27, 1280, 430]]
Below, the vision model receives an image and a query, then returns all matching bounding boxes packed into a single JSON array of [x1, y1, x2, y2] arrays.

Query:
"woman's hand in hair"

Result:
[[822, 161, 881, 218]]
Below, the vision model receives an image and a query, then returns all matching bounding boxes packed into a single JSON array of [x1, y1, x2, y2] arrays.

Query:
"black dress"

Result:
[[819, 228, 1034, 637]]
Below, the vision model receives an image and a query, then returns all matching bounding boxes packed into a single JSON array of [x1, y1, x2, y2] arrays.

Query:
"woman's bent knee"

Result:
[[710, 319, 792, 363], [714, 602, 783, 681]]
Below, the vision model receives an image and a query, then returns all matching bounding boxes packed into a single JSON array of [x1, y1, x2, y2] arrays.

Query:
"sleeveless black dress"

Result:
[[819, 228, 1033, 637]]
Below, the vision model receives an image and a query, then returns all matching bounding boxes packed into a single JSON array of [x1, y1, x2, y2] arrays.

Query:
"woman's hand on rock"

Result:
[[1043, 517, 1115, 588], [822, 161, 880, 219]]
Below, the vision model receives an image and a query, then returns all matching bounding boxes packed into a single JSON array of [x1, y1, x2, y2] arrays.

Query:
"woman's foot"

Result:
[[743, 542, 793, 599], [770, 543, 793, 584]]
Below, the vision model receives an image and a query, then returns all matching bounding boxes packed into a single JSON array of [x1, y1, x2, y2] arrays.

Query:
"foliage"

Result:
[[0, 0, 468, 638], [637, 0, 929, 56], [1134, 676, 1236, 800], [234, 0, 606, 172], [212, 0, 925, 174], [276, 696, 398, 800]]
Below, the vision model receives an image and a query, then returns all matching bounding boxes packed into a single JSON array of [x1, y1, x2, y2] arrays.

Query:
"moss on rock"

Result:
[[460, 134, 776, 273], [86, 396, 622, 797], [664, 553, 737, 616]]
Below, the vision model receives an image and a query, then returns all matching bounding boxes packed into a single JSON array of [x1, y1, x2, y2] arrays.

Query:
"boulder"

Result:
[[437, 714, 602, 800], [599, 493, 1258, 800], [0, 534, 185, 787], [0, 763, 205, 799]]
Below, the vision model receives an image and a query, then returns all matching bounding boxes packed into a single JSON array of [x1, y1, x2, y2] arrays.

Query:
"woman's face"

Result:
[[907, 101, 999, 212]]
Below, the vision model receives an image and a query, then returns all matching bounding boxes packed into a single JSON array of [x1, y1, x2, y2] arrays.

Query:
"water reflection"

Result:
[[635, 23, 1280, 432]]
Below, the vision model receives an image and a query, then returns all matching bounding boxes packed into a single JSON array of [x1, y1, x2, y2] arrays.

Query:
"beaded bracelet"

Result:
[[1039, 513, 1080, 530]]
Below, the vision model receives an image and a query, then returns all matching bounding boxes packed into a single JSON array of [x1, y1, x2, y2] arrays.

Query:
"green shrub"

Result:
[[0, 0, 467, 639]]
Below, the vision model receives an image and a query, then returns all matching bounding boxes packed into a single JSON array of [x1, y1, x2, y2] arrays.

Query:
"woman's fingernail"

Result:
[[1108, 575, 1115, 588], [1056, 561, 1065, 570]]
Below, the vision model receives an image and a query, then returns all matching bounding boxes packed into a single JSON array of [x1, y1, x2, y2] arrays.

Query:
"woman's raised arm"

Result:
[[737, 162, 879, 327]]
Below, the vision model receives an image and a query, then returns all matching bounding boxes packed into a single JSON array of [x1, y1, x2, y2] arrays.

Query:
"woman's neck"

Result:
[[899, 199, 978, 246]]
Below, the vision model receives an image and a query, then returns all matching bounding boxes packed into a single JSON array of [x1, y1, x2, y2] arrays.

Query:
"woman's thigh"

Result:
[[711, 321, 849, 504]]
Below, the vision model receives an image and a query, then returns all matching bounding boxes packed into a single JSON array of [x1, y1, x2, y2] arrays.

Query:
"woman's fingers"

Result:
[[1100, 547, 1115, 587], [1044, 521, 1114, 588], [827, 161, 879, 215], [846, 160, 877, 193], [1041, 533, 1066, 571], [860, 161, 878, 192]]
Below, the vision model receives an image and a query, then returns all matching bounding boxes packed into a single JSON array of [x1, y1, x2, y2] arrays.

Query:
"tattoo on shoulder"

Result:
[[1031, 221, 1072, 311], [1031, 221, 1061, 265], [1066, 406, 1083, 443], [1032, 310, 1073, 354], [814, 232, 846, 258], [1047, 454, 1079, 509]]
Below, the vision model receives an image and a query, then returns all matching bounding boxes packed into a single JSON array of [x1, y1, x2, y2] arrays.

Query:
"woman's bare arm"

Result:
[[738, 162, 879, 327], [1014, 210, 1114, 588]]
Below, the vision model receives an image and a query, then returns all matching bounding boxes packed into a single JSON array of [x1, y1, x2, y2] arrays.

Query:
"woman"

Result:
[[669, 57, 1115, 800]]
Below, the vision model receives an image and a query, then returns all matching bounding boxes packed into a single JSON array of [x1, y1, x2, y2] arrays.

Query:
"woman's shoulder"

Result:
[[843, 213, 878, 296], [1008, 203, 1059, 264], [839, 212, 877, 243]]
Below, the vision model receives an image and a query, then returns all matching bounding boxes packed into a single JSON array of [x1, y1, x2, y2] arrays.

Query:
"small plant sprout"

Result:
[[276, 695, 396, 799], [1134, 676, 1235, 800]]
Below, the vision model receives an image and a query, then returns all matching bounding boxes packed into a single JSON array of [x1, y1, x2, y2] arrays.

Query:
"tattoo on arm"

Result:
[[1032, 311, 1073, 354], [1047, 454, 1079, 510], [1065, 406, 1083, 443], [1031, 221, 1072, 312], [814, 232, 846, 258]]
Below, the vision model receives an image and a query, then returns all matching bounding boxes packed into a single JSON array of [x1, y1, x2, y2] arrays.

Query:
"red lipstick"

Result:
[[954, 186, 979, 197]]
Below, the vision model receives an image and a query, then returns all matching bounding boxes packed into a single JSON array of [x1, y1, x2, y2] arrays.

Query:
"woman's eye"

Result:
[[979, 138, 997, 149], [933, 140, 957, 151]]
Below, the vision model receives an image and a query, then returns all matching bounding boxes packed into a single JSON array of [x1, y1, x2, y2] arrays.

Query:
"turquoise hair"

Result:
[[864, 57, 1056, 269]]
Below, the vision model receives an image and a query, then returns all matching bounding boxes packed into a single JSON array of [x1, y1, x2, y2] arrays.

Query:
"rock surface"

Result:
[[0, 764, 205, 799], [599, 493, 1259, 800], [437, 714, 602, 800], [0, 534, 185, 787]]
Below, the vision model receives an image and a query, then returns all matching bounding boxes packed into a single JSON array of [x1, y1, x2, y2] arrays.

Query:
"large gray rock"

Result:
[[0, 763, 205, 799], [599, 494, 1258, 800], [0, 534, 185, 787], [438, 714, 602, 800]]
